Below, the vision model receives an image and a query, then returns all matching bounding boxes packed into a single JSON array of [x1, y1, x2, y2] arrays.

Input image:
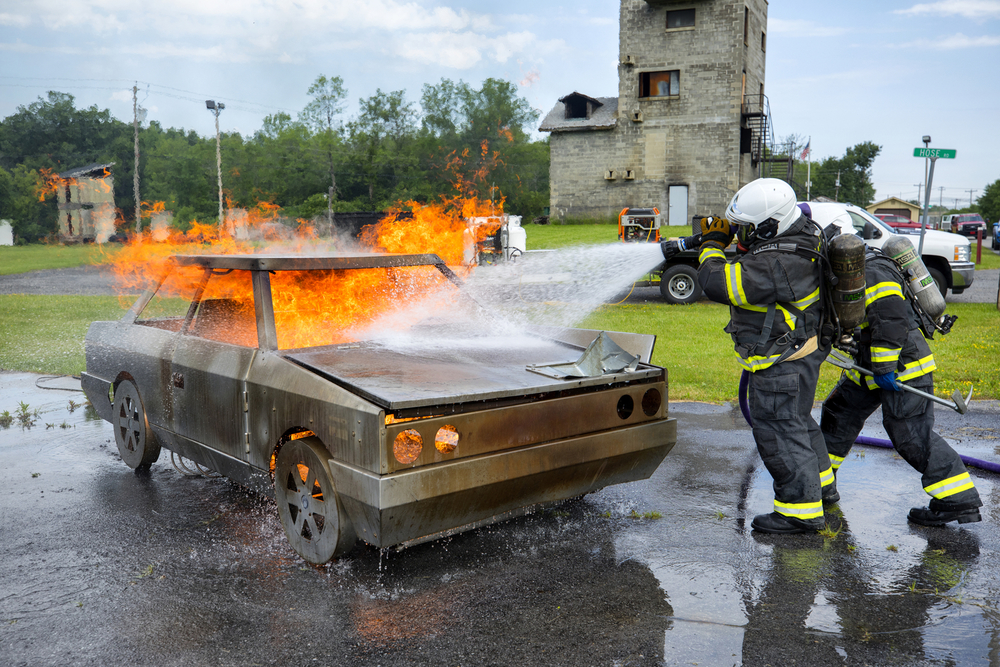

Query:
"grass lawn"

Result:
[[1, 293, 994, 403], [522, 222, 692, 250], [0, 295, 130, 376], [0, 244, 120, 275]]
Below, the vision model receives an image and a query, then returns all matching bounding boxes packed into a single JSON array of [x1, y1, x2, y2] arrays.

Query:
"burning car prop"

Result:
[[83, 252, 676, 563]]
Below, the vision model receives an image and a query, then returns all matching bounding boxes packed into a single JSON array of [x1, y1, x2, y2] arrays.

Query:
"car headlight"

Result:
[[954, 244, 970, 262]]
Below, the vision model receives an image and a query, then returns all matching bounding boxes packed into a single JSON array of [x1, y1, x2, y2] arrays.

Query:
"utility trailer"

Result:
[[83, 253, 677, 563]]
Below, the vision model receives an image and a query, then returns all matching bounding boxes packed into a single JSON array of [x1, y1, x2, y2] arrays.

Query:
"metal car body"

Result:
[[83, 253, 676, 562]]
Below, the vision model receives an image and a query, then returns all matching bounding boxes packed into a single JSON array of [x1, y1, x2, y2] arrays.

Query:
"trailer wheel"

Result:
[[274, 438, 355, 564], [659, 265, 702, 304], [112, 380, 160, 470]]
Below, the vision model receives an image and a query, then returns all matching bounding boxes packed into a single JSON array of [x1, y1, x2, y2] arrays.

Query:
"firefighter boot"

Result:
[[908, 497, 982, 526], [751, 512, 822, 535], [908, 506, 982, 527], [822, 479, 840, 506]]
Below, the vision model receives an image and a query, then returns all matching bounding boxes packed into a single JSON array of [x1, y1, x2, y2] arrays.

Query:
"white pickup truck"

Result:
[[801, 202, 975, 297]]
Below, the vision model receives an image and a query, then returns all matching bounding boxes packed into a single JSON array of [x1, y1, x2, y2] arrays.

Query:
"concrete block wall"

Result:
[[549, 0, 768, 223]]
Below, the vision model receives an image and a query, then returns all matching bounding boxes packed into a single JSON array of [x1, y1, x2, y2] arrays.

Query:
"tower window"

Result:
[[666, 9, 695, 30], [639, 70, 680, 98]]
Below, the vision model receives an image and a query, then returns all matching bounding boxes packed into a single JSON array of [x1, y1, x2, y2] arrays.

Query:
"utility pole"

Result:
[[914, 182, 922, 203], [938, 186, 945, 207], [133, 84, 141, 233], [834, 170, 841, 202], [206, 100, 225, 229], [966, 189, 977, 208]]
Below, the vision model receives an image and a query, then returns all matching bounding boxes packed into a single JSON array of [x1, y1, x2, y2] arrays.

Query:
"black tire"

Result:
[[992, 235, 998, 250], [274, 437, 355, 564], [927, 267, 947, 299], [659, 264, 702, 304], [112, 380, 160, 470]]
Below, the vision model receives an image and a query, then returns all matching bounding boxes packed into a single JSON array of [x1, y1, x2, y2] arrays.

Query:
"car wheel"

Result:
[[274, 437, 355, 564], [927, 267, 947, 299], [659, 265, 702, 304], [992, 235, 998, 250], [112, 380, 160, 470]]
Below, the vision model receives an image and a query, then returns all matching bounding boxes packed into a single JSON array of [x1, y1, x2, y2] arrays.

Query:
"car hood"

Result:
[[282, 326, 662, 410]]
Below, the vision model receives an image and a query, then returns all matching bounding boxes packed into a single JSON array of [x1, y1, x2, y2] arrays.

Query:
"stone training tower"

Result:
[[540, 0, 771, 226]]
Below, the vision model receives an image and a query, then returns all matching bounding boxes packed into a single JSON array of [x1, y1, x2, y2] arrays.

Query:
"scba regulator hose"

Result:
[[737, 370, 1000, 475]]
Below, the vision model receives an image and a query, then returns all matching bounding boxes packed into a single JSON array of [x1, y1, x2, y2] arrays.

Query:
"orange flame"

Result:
[[108, 138, 510, 348]]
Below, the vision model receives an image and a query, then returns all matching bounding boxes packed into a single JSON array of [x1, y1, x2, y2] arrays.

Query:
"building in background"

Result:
[[867, 196, 923, 222], [57, 162, 116, 243], [540, 0, 771, 226]]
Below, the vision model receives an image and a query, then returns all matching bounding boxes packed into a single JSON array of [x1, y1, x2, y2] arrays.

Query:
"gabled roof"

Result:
[[558, 92, 603, 107], [539, 95, 618, 132], [59, 162, 115, 179]]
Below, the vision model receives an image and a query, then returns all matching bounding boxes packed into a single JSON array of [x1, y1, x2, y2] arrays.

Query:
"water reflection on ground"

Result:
[[1, 373, 997, 665]]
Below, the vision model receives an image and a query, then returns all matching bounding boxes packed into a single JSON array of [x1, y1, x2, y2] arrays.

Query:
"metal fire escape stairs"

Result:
[[741, 94, 775, 178]]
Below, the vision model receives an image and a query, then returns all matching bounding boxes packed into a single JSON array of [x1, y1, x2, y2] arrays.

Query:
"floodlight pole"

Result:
[[206, 100, 226, 229], [133, 84, 141, 233]]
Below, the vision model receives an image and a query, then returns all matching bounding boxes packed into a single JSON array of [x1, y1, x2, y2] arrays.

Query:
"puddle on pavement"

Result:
[[2, 374, 998, 665]]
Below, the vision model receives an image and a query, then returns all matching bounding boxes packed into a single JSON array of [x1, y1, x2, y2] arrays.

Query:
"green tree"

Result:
[[299, 75, 347, 211], [977, 178, 1000, 226], [787, 141, 881, 206], [0, 165, 57, 242], [345, 89, 418, 207]]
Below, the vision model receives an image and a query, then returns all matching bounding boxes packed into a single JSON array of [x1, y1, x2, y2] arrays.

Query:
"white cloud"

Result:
[[895, 1, 1000, 20], [0, 13, 32, 28], [766, 18, 849, 38], [918, 32, 1000, 48]]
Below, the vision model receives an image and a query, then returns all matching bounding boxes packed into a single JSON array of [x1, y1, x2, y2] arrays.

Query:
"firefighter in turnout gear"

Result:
[[820, 249, 983, 526], [700, 178, 836, 534]]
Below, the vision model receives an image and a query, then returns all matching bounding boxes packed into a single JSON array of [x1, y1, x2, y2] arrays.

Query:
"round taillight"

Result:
[[435, 425, 459, 453], [617, 395, 634, 420], [642, 388, 661, 416], [393, 429, 422, 464]]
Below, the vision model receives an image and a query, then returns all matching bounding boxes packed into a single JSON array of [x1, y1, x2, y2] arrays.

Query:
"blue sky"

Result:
[[1, 0, 997, 206]]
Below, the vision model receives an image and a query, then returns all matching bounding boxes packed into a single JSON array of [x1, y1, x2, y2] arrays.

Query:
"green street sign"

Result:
[[913, 148, 956, 159]]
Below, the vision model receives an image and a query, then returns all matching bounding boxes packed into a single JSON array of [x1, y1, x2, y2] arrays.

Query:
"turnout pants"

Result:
[[748, 348, 833, 526], [820, 373, 981, 510]]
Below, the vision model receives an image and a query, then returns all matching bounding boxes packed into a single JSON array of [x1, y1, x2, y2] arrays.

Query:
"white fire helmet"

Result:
[[725, 178, 801, 246]]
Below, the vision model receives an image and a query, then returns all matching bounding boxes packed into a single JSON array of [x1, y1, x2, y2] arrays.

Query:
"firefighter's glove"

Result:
[[699, 216, 734, 249], [660, 240, 681, 261], [873, 372, 902, 392], [660, 235, 702, 261]]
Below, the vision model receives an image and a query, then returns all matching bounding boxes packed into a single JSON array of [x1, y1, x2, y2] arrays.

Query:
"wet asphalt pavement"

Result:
[[1, 372, 998, 666]]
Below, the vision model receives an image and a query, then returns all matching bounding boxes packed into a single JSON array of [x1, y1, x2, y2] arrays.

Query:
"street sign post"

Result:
[[913, 148, 956, 159], [913, 147, 956, 255]]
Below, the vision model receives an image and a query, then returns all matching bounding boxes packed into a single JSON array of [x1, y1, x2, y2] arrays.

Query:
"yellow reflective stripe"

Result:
[[774, 499, 824, 520], [735, 303, 767, 312], [734, 350, 783, 372], [789, 287, 820, 310], [776, 304, 796, 330], [924, 472, 975, 499], [726, 263, 748, 306], [897, 354, 936, 381], [864, 281, 904, 307], [828, 453, 846, 469], [699, 246, 726, 264], [871, 346, 901, 363], [819, 466, 835, 488]]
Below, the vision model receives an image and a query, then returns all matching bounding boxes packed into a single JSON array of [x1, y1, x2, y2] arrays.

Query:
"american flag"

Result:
[[800, 140, 811, 160]]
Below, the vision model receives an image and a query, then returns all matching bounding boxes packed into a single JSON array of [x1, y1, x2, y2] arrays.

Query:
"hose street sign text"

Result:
[[913, 148, 956, 159]]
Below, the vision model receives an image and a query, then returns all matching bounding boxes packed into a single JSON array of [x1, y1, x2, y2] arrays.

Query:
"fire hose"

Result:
[[737, 369, 1000, 475]]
